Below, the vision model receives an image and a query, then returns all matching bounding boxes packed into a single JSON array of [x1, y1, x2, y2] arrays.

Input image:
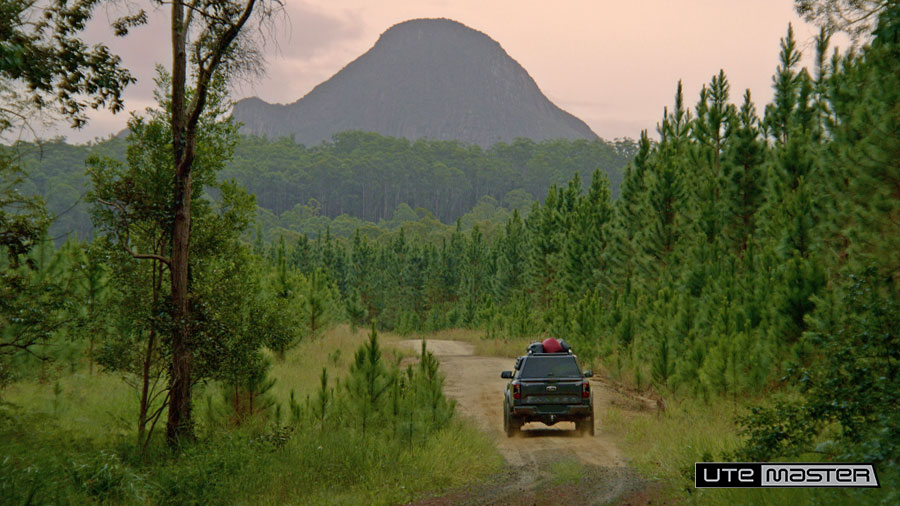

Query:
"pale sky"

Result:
[[45, 0, 836, 144]]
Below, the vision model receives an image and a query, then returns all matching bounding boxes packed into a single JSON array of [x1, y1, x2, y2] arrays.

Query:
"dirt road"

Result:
[[399, 340, 647, 505]]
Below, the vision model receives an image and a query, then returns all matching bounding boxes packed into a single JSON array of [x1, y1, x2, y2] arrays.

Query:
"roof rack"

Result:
[[526, 338, 573, 355]]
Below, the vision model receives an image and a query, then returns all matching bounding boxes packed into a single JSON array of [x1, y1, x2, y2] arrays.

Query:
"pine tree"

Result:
[[291, 234, 314, 273], [825, 11, 900, 278], [606, 131, 651, 298], [345, 288, 367, 333], [651, 335, 671, 391], [416, 340, 454, 430], [494, 209, 528, 303], [347, 229, 376, 320], [301, 268, 334, 341], [460, 225, 489, 325], [344, 322, 392, 434], [74, 243, 111, 375], [723, 90, 766, 256], [563, 169, 613, 297], [639, 102, 688, 277], [690, 70, 734, 246], [527, 187, 564, 310], [765, 24, 802, 146], [313, 367, 330, 432], [756, 24, 827, 347]]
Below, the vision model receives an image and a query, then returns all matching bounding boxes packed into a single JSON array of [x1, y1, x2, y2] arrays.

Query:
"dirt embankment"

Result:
[[399, 340, 653, 505]]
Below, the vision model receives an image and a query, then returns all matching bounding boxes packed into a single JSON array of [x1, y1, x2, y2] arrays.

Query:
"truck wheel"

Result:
[[576, 413, 595, 436], [503, 400, 509, 434], [504, 400, 519, 437]]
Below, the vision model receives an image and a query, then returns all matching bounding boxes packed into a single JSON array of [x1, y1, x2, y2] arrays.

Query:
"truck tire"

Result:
[[576, 413, 595, 436], [504, 400, 520, 437], [503, 400, 509, 434]]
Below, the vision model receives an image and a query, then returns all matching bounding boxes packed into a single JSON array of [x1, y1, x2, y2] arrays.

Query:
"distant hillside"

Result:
[[232, 18, 598, 147], [11, 133, 637, 243]]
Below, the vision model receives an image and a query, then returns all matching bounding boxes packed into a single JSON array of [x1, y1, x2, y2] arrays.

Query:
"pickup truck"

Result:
[[500, 349, 594, 437]]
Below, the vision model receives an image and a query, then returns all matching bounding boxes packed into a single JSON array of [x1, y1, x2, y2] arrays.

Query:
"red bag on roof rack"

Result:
[[526, 338, 573, 354], [542, 337, 563, 353]]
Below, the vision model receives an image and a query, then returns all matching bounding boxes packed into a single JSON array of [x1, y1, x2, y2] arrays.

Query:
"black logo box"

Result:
[[695, 462, 880, 488]]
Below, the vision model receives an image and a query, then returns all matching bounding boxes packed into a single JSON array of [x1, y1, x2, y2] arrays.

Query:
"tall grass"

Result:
[[600, 396, 895, 505], [0, 325, 503, 505], [249, 421, 501, 505]]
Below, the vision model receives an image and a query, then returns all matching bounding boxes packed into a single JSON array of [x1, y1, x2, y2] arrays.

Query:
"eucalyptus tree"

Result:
[[87, 71, 238, 449], [158, 0, 284, 446]]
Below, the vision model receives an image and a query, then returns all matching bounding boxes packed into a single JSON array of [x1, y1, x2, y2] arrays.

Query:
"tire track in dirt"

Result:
[[399, 340, 648, 505]]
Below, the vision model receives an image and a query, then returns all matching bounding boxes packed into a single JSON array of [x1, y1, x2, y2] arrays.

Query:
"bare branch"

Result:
[[160, 0, 229, 25], [122, 243, 172, 265], [184, 0, 257, 138]]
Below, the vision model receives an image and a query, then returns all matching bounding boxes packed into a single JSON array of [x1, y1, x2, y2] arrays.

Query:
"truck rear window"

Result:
[[519, 356, 580, 378]]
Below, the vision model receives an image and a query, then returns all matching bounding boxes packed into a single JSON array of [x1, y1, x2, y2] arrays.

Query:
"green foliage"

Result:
[[344, 323, 392, 433], [299, 268, 340, 340], [229, 132, 632, 225], [0, 148, 49, 263], [722, 90, 765, 255], [415, 340, 455, 430], [738, 271, 900, 464], [0, 237, 82, 388], [81, 69, 298, 446], [650, 336, 671, 390], [71, 243, 113, 374], [13, 132, 634, 246], [730, 7, 900, 496], [217, 358, 278, 427], [0, 0, 135, 129]]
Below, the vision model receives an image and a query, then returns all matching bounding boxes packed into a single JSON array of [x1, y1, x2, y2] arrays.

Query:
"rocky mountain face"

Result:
[[232, 18, 598, 147]]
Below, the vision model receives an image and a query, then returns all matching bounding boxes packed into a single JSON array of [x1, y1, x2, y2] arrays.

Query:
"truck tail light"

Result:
[[582, 381, 590, 398], [513, 382, 521, 400]]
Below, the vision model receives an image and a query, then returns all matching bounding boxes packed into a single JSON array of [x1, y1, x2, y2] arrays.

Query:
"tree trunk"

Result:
[[164, 0, 258, 446], [167, 172, 193, 445], [166, 0, 194, 446]]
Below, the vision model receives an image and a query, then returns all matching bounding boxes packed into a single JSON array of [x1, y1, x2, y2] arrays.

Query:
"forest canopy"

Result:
[[5, 132, 636, 242]]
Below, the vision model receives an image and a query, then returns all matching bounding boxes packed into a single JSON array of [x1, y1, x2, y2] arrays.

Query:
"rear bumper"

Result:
[[511, 404, 592, 425]]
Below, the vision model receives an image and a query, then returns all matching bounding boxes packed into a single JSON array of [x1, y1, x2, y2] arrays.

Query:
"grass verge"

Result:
[[600, 394, 895, 505], [0, 325, 503, 505]]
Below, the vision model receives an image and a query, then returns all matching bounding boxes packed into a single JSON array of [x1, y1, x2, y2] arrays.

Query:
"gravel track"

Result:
[[399, 340, 649, 505]]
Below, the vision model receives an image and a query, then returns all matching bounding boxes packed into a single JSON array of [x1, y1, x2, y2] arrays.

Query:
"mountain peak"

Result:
[[233, 18, 597, 147], [377, 18, 496, 43]]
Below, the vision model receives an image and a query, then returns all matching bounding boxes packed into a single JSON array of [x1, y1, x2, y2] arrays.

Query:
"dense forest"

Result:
[[2, 0, 899, 504], [7, 133, 635, 242]]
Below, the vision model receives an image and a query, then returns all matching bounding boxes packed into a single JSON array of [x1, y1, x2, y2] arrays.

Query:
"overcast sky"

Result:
[[45, 0, 835, 144]]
